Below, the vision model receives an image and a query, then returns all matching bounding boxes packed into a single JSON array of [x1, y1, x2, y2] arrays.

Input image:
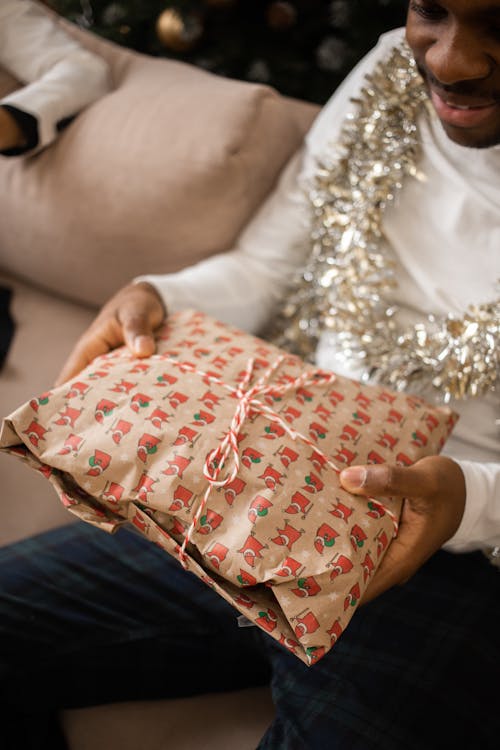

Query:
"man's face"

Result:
[[406, 0, 500, 148]]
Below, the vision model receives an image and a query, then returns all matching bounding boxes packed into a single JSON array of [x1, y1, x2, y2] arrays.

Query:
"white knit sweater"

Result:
[[137, 28, 500, 554]]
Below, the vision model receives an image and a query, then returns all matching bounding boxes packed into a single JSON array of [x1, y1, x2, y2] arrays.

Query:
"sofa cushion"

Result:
[[0, 4, 318, 308]]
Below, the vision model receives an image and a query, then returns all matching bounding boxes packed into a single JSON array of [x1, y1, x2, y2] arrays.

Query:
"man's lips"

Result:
[[430, 89, 499, 128]]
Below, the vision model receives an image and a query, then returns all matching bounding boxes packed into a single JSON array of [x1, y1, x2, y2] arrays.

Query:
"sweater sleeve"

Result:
[[0, 0, 111, 154], [136, 146, 313, 335], [443, 460, 500, 553]]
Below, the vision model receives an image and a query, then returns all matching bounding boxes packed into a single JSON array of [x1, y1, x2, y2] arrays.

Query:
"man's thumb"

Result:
[[120, 312, 156, 357], [131, 333, 156, 357], [339, 464, 417, 498]]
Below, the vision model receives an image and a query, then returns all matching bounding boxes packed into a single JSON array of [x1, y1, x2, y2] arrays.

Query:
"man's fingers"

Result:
[[54, 331, 115, 386], [55, 351, 88, 387], [54, 282, 167, 387], [339, 460, 439, 501], [361, 542, 403, 603], [341, 456, 467, 605], [361, 535, 414, 603], [361, 511, 428, 603]]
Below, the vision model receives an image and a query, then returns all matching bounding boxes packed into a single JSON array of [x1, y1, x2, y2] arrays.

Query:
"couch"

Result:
[[0, 3, 319, 748]]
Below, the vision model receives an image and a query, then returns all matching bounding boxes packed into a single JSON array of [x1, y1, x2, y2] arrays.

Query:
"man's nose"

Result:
[[425, 25, 492, 85]]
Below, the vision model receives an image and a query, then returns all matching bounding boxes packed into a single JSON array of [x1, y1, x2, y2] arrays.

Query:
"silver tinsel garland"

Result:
[[268, 42, 499, 404]]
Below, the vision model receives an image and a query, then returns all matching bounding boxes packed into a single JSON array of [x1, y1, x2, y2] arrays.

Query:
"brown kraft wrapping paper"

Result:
[[0, 310, 458, 665]]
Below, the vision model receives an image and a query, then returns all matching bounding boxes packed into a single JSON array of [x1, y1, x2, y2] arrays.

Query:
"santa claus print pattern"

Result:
[[0, 310, 457, 665]]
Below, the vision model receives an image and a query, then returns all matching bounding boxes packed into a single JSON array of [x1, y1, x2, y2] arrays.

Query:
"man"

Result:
[[0, 0, 110, 155], [2, 2, 499, 748]]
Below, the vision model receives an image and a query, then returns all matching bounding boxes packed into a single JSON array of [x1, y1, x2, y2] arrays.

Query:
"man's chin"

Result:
[[438, 120, 500, 149]]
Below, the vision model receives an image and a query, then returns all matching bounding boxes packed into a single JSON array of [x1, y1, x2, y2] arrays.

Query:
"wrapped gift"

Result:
[[0, 310, 458, 665]]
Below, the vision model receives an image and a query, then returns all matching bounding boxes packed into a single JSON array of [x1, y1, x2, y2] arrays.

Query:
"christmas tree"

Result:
[[50, 0, 408, 104]]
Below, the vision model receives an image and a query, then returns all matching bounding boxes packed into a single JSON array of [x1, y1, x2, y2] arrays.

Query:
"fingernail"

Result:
[[340, 467, 367, 489], [134, 335, 152, 355]]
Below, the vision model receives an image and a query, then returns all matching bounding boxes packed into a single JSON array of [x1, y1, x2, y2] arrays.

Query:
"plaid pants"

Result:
[[1, 522, 499, 750]]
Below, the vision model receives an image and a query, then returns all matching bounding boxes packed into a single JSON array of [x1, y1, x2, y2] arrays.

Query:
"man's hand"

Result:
[[55, 281, 166, 386], [339, 455, 466, 604]]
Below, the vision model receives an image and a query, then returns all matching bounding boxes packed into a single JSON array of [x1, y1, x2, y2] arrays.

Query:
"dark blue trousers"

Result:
[[1, 522, 499, 750]]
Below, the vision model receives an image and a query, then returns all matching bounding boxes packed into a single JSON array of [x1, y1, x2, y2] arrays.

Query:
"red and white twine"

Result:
[[154, 354, 400, 568]]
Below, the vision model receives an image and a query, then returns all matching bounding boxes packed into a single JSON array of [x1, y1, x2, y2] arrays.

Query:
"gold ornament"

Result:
[[156, 8, 203, 53], [266, 42, 499, 403]]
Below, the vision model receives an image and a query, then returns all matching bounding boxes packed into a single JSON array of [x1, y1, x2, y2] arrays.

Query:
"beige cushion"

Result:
[[0, 4, 318, 308]]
